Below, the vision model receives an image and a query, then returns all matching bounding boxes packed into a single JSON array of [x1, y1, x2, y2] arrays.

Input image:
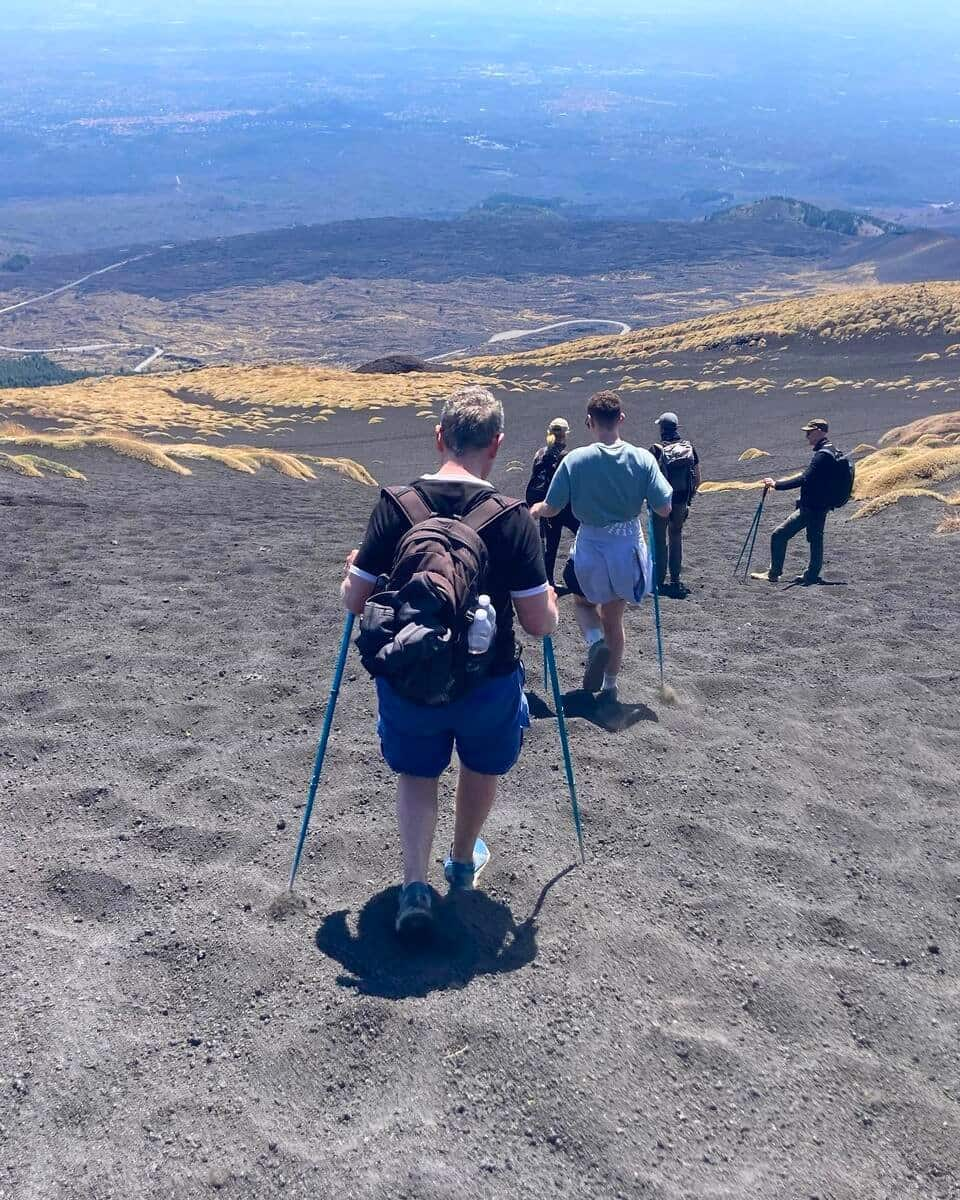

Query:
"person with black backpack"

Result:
[[525, 417, 580, 586], [340, 385, 558, 940], [750, 417, 855, 586], [649, 411, 701, 598]]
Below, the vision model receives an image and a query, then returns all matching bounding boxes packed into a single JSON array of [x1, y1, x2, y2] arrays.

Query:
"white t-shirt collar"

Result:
[[419, 470, 493, 487]]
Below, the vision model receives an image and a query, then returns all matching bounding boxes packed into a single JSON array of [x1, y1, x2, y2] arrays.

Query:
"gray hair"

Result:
[[439, 385, 504, 457]]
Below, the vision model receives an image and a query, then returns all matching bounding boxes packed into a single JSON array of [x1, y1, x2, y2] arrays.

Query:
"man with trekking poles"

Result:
[[530, 390, 673, 706], [340, 386, 558, 939], [750, 417, 854, 585]]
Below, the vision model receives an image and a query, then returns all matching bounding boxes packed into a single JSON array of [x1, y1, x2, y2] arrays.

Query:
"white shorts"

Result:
[[568, 519, 652, 605]]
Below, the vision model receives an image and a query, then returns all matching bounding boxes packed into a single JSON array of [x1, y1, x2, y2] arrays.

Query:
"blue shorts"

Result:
[[375, 666, 529, 778]]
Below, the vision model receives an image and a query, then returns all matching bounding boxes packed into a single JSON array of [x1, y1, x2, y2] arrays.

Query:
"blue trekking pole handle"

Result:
[[647, 511, 665, 691], [543, 635, 585, 864], [287, 611, 356, 890], [740, 487, 768, 582]]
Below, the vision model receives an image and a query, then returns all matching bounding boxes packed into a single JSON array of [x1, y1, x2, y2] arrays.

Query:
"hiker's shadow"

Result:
[[783, 578, 849, 591], [315, 868, 574, 999], [527, 688, 657, 733]]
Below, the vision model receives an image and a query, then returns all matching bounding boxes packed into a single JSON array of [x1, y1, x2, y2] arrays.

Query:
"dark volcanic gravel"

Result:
[[2, 338, 959, 1199]]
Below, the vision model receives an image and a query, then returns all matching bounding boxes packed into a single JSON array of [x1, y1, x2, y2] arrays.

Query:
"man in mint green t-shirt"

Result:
[[531, 391, 673, 704]]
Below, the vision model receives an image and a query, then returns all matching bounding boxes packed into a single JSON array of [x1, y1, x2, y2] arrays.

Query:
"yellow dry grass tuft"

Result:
[[298, 456, 378, 486], [852, 488, 960, 519], [0, 451, 43, 477], [0, 431, 191, 474], [0, 364, 499, 438], [937, 513, 960, 534], [854, 445, 960, 499], [738, 448, 770, 461], [225, 446, 316, 481], [0, 430, 377, 486], [850, 439, 960, 519], [165, 444, 257, 474], [880, 410, 960, 446], [852, 443, 877, 455], [699, 480, 765, 493], [18, 454, 86, 480]]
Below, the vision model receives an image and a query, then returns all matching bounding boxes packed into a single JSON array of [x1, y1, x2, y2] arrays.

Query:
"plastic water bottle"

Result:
[[468, 594, 496, 655]]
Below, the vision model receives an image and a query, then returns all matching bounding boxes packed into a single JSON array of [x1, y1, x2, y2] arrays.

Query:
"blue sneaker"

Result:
[[444, 838, 491, 891]]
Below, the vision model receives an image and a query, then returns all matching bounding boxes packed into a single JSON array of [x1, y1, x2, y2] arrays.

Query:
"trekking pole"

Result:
[[740, 486, 768, 583], [286, 612, 356, 891], [543, 639, 549, 693], [733, 495, 763, 576], [543, 635, 585, 864], [646, 512, 666, 694], [733, 487, 767, 580]]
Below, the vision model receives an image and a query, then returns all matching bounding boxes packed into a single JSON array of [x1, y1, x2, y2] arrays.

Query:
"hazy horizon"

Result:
[[1, 0, 959, 253]]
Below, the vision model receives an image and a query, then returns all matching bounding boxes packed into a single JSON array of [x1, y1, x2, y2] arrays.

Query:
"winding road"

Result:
[[487, 318, 631, 344], [0, 251, 154, 318], [427, 317, 631, 362], [0, 250, 167, 372]]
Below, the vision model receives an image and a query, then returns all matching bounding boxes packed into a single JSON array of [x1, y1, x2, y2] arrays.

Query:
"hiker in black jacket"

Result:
[[525, 417, 580, 586], [649, 411, 701, 597], [751, 418, 840, 586]]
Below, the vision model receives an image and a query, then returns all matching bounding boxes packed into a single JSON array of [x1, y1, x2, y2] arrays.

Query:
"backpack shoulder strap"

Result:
[[461, 491, 522, 533], [385, 485, 433, 528]]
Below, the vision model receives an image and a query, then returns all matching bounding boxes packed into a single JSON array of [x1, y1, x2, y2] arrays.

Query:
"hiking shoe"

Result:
[[670, 580, 690, 598], [794, 574, 823, 586], [395, 882, 434, 940], [444, 838, 490, 891], [750, 571, 780, 583], [582, 639, 610, 692]]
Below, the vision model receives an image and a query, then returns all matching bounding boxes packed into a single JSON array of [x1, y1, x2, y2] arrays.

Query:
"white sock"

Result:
[[601, 672, 618, 693], [585, 628, 603, 646]]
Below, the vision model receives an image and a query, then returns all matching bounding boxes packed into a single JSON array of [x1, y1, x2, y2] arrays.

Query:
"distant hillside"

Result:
[[830, 229, 960, 284], [709, 197, 905, 238], [31, 212, 849, 302]]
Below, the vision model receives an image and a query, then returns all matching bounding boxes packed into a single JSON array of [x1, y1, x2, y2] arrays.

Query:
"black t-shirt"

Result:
[[353, 476, 548, 674], [525, 443, 568, 506]]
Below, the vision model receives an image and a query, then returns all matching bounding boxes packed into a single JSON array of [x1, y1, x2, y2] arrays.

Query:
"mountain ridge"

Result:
[[709, 196, 905, 238]]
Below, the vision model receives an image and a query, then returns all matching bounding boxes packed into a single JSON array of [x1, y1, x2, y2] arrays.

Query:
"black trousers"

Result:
[[652, 502, 689, 586], [540, 507, 579, 584], [770, 506, 826, 579]]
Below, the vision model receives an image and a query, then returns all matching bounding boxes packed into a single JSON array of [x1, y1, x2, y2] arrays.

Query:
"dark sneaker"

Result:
[[794, 574, 823, 586], [582, 639, 610, 692], [670, 580, 690, 598], [750, 571, 780, 583], [444, 838, 490, 891], [395, 882, 434, 940]]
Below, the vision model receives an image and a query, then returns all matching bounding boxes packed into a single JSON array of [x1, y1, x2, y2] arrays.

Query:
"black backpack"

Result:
[[820, 445, 856, 510], [355, 486, 521, 706], [656, 439, 697, 503], [525, 445, 564, 507]]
